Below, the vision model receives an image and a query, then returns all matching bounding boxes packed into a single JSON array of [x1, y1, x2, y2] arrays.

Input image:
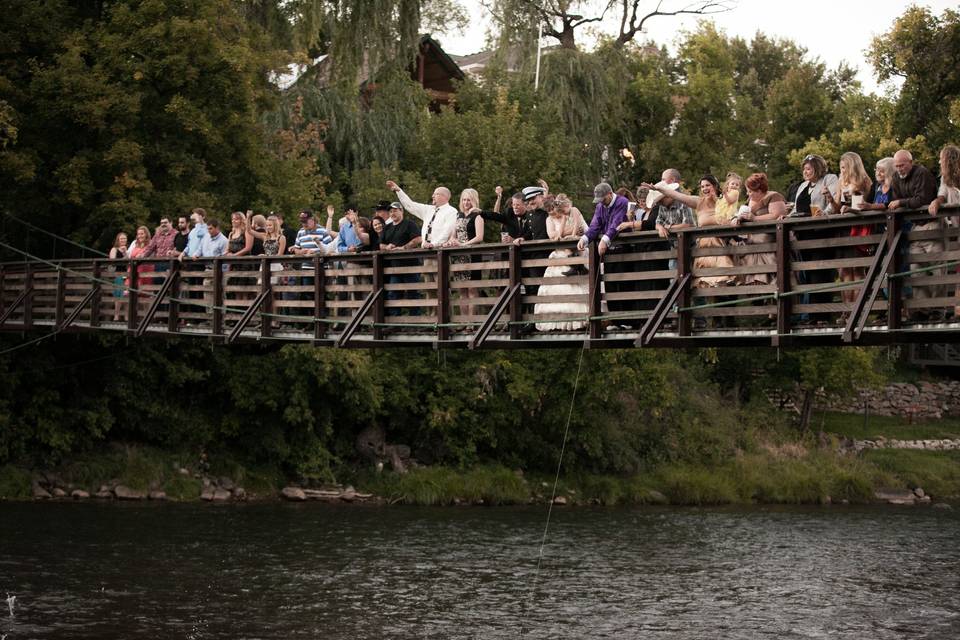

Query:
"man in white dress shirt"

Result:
[[385, 180, 458, 248]]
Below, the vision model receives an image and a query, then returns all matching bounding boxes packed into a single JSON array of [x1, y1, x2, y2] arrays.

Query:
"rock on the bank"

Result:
[[200, 487, 215, 501], [281, 486, 306, 501], [51, 487, 67, 498], [71, 489, 90, 499], [32, 484, 52, 500], [553, 496, 568, 506], [212, 488, 231, 502], [232, 487, 247, 501], [114, 485, 146, 500], [875, 489, 917, 505], [148, 490, 167, 501]]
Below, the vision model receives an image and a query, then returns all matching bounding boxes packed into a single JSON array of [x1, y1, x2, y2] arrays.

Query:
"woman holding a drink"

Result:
[[792, 154, 840, 323]]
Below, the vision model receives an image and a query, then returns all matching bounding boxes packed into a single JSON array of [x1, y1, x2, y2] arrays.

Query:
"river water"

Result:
[[0, 502, 958, 639]]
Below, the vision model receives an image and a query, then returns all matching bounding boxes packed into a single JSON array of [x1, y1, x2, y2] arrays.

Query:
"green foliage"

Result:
[[819, 412, 960, 441], [2, 1, 958, 506], [163, 473, 203, 501], [349, 164, 432, 212], [0, 465, 31, 499], [655, 465, 740, 505], [0, 0, 307, 251], [869, 7, 960, 150], [864, 450, 960, 498], [407, 87, 581, 202]]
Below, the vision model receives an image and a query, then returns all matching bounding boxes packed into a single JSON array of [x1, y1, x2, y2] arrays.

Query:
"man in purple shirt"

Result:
[[577, 182, 629, 257], [578, 181, 638, 329]]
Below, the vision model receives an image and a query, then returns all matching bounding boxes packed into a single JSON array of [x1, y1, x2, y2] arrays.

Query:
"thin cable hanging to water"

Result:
[[517, 268, 594, 637]]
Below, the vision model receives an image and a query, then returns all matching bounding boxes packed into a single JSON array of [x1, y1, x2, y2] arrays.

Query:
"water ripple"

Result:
[[0, 503, 958, 638]]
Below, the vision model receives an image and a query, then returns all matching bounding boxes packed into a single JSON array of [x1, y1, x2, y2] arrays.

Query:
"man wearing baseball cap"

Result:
[[577, 181, 629, 257], [373, 200, 394, 226]]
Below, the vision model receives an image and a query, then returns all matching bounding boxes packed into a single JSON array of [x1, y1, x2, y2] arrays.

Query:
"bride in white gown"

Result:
[[535, 194, 589, 331]]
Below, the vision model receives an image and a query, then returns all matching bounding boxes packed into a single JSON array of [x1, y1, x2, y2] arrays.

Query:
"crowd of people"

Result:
[[108, 144, 960, 329]]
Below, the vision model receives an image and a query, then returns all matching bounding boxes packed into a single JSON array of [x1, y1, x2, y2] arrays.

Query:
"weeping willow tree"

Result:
[[492, 43, 651, 187], [270, 69, 431, 172], [260, 0, 468, 183]]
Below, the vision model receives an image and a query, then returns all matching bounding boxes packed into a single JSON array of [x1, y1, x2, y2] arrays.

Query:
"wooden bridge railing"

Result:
[[1, 206, 958, 348]]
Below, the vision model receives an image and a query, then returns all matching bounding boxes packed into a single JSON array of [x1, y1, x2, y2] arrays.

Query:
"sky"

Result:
[[438, 0, 956, 95]]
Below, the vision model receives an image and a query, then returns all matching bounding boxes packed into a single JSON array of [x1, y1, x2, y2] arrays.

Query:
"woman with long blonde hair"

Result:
[[836, 152, 876, 308], [447, 188, 485, 320], [929, 145, 960, 318]]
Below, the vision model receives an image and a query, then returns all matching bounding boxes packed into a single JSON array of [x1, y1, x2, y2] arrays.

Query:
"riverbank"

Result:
[[2, 416, 958, 506]]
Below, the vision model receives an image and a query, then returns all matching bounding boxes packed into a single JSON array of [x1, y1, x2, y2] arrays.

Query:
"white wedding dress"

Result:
[[534, 248, 589, 331]]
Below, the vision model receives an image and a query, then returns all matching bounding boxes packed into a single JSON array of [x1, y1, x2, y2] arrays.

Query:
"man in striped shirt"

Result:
[[290, 209, 334, 304], [291, 209, 334, 259]]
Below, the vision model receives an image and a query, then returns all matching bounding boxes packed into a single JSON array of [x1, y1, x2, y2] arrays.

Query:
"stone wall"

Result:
[[816, 380, 960, 421]]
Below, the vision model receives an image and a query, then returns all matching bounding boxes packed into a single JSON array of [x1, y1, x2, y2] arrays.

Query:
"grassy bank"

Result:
[[0, 444, 284, 501], [2, 432, 957, 506], [818, 412, 960, 441], [360, 450, 959, 506]]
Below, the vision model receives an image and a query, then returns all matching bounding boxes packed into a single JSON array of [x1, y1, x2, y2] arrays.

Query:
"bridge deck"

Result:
[[2, 208, 959, 349]]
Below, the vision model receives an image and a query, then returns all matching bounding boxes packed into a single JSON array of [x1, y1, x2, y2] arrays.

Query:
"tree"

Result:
[[710, 347, 891, 433], [406, 87, 582, 206], [870, 7, 960, 151], [488, 0, 734, 51], [0, 0, 301, 250]]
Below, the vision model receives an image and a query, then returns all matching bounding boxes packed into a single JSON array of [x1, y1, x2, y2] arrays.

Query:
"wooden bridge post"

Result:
[[23, 263, 34, 329], [676, 232, 692, 336], [260, 257, 272, 339], [54, 265, 66, 327], [588, 241, 602, 340], [212, 258, 223, 337], [886, 211, 903, 331], [437, 249, 451, 342], [372, 253, 385, 341], [775, 223, 792, 341], [166, 259, 181, 333], [126, 260, 138, 333], [90, 261, 102, 328], [509, 244, 522, 340], [314, 255, 326, 342]]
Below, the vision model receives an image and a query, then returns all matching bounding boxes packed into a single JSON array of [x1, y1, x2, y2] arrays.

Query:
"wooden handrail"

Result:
[[0, 206, 958, 349]]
